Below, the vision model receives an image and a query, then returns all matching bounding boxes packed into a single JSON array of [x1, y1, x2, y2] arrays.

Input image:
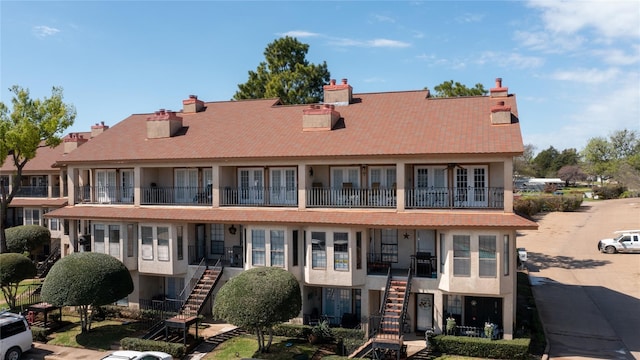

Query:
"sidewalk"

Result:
[[27, 343, 111, 360]]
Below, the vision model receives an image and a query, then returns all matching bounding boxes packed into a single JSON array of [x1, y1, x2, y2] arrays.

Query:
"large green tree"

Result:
[[41, 252, 133, 332], [233, 36, 330, 105], [0, 86, 75, 253], [213, 267, 301, 353], [582, 137, 614, 184], [428, 80, 488, 97], [6, 225, 51, 255], [532, 146, 560, 177], [0, 253, 36, 310]]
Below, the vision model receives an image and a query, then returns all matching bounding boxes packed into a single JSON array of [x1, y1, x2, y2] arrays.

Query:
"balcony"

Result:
[[221, 186, 297, 207], [15, 186, 57, 198], [306, 186, 396, 208], [141, 186, 211, 206], [405, 187, 504, 209], [367, 252, 437, 278], [76, 186, 134, 204]]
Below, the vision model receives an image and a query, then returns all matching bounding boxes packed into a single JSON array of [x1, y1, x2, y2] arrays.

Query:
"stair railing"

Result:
[[373, 267, 393, 338], [399, 266, 413, 338], [177, 257, 207, 302], [36, 246, 60, 278]]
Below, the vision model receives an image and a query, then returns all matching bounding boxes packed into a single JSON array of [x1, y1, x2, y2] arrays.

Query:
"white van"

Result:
[[0, 311, 33, 360]]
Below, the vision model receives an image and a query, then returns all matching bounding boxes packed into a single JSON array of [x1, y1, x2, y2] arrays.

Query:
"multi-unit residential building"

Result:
[[41, 77, 536, 350]]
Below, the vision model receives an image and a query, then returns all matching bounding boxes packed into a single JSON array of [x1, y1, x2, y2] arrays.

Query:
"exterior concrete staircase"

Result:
[[179, 267, 221, 317], [350, 268, 412, 359]]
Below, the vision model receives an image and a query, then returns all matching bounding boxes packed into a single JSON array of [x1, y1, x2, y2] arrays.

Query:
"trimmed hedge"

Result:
[[593, 185, 627, 199], [514, 195, 583, 216], [120, 337, 186, 358], [6, 225, 51, 254], [31, 326, 48, 342], [431, 335, 530, 360], [272, 323, 366, 355]]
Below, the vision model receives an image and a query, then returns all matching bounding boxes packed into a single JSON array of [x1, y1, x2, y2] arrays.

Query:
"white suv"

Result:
[[598, 230, 640, 254], [0, 311, 33, 360]]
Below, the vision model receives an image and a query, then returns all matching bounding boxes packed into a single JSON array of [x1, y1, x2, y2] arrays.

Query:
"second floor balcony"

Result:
[[73, 185, 504, 209], [15, 186, 60, 198]]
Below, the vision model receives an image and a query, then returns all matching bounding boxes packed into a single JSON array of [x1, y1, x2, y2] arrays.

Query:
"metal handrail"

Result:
[[177, 257, 207, 301]]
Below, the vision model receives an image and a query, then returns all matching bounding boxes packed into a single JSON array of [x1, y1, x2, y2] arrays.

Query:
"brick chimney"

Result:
[[90, 121, 109, 138], [323, 78, 352, 105], [490, 100, 512, 124], [146, 109, 183, 138], [490, 77, 508, 98], [302, 104, 341, 131], [63, 133, 88, 153], [182, 94, 205, 113]]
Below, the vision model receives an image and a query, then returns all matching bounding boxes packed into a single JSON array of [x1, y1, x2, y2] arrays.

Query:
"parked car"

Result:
[[101, 350, 172, 360], [598, 230, 640, 254], [0, 311, 33, 360]]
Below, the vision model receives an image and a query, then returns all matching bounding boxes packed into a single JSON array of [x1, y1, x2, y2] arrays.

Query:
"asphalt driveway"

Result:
[[518, 197, 640, 360]]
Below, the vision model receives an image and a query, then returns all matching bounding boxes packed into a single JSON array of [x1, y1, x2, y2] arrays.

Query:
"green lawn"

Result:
[[46, 315, 147, 350], [204, 335, 334, 360]]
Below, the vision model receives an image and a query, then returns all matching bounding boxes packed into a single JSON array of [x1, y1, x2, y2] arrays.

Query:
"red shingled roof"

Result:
[[0, 132, 92, 172], [46, 206, 538, 229], [56, 91, 523, 165]]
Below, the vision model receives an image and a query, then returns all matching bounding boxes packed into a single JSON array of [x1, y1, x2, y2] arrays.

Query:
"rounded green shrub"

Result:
[[6, 225, 51, 254]]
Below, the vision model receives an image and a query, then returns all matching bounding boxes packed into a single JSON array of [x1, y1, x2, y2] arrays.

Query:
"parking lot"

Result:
[[517, 197, 640, 360]]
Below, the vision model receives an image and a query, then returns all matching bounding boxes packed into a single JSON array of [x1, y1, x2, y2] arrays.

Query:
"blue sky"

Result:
[[2, 1, 639, 155]]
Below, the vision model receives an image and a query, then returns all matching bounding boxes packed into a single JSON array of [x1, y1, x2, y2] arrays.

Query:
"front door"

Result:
[[416, 293, 434, 331], [270, 168, 297, 205], [239, 168, 264, 204], [323, 288, 352, 326], [121, 170, 134, 203]]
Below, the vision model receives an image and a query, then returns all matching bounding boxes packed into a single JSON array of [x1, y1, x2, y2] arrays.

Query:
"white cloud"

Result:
[[329, 37, 411, 48], [456, 13, 484, 23], [33, 25, 60, 38], [591, 46, 640, 66], [550, 67, 621, 84], [476, 51, 545, 69], [280, 30, 320, 38], [528, 0, 640, 40], [372, 14, 396, 23], [368, 39, 411, 48], [514, 30, 585, 53]]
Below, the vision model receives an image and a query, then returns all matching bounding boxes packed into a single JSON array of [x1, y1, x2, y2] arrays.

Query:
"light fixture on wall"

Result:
[[228, 224, 237, 235], [309, 167, 314, 177]]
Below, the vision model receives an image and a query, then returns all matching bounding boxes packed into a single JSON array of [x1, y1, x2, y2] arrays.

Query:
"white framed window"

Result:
[[381, 229, 398, 263], [23, 208, 41, 225], [94, 224, 105, 254], [157, 226, 169, 261], [252, 229, 266, 266], [270, 230, 285, 267], [121, 169, 134, 203], [331, 167, 360, 189], [239, 168, 264, 204], [479, 235, 497, 277], [109, 225, 120, 257], [96, 170, 117, 203], [453, 235, 470, 276], [174, 169, 198, 203], [312, 231, 327, 269], [210, 224, 224, 255], [414, 166, 448, 207], [270, 168, 297, 205], [334, 232, 349, 271], [369, 167, 396, 188], [141, 226, 154, 260], [455, 166, 488, 207]]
